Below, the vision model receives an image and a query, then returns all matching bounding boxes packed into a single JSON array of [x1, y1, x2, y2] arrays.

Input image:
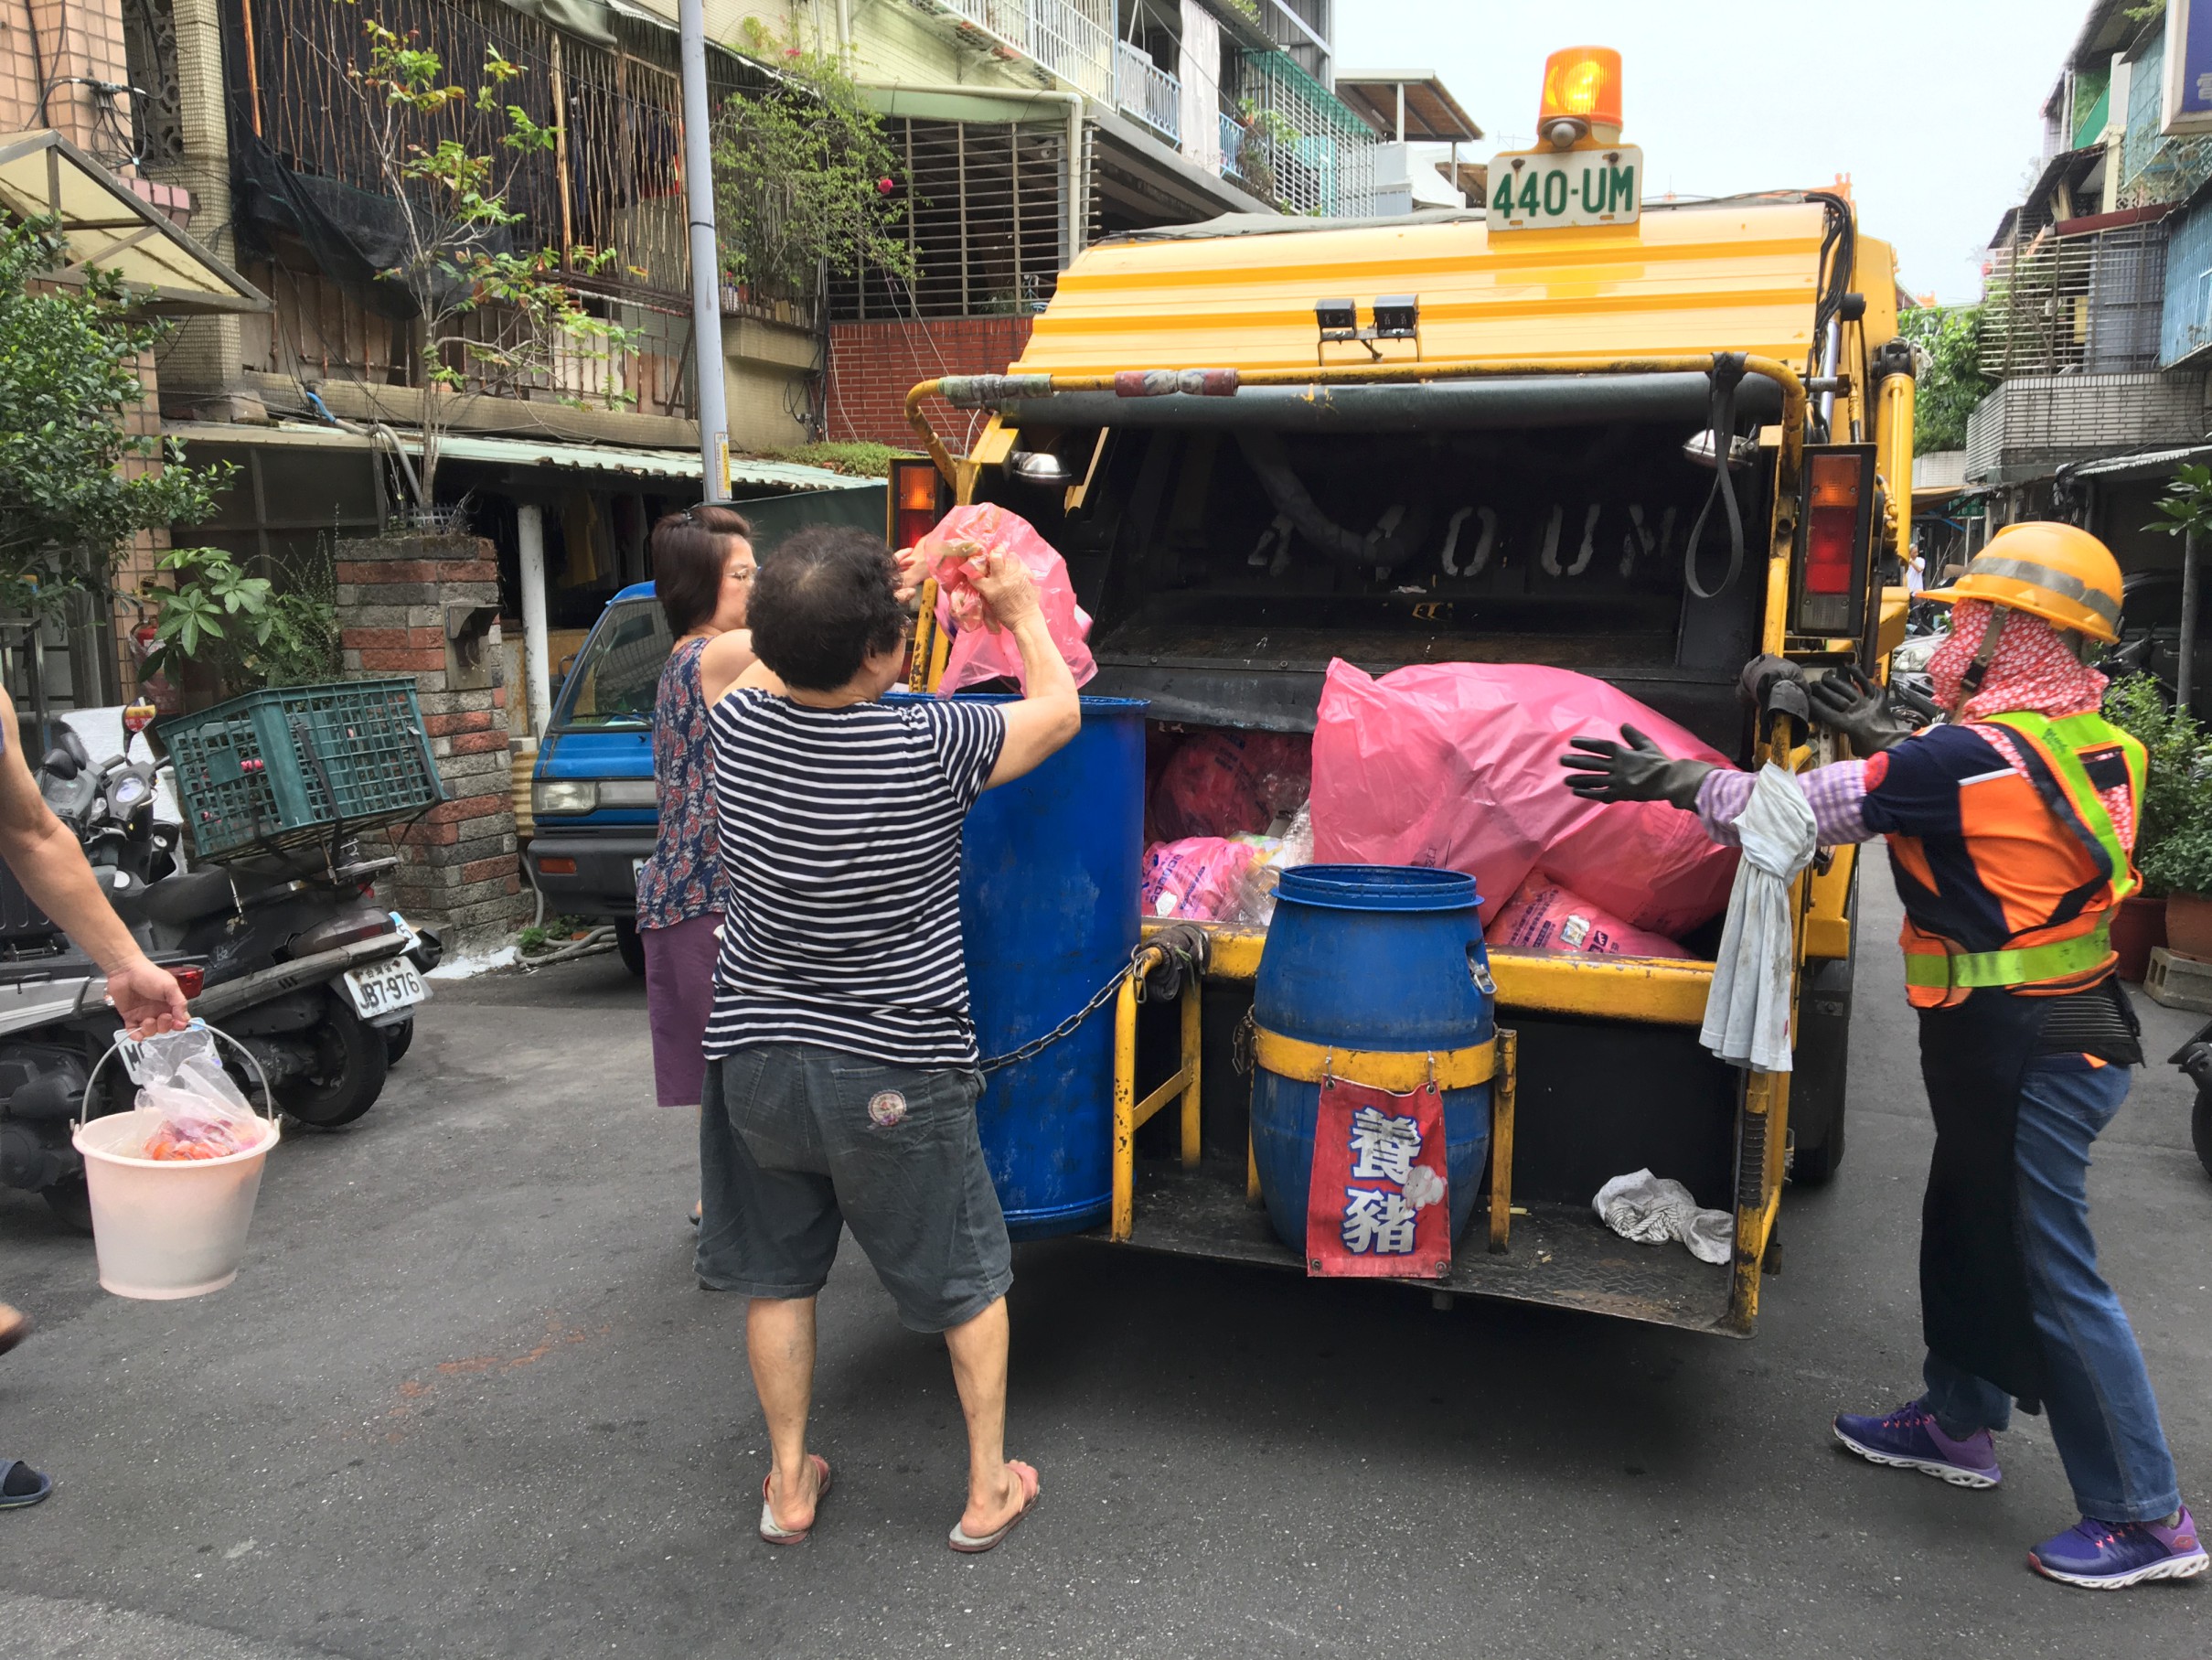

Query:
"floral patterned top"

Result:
[[634, 637, 727, 930]]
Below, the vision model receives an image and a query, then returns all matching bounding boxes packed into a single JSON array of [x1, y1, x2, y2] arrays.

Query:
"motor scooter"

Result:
[[2174, 1019, 2212, 1182], [45, 725, 440, 1131]]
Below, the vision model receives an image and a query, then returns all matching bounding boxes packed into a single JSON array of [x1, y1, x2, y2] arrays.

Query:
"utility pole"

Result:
[[2183, 529, 2201, 716], [679, 0, 730, 503]]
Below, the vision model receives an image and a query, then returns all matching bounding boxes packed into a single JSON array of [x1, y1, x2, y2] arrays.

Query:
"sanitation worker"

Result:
[[1560, 522, 2205, 1591]]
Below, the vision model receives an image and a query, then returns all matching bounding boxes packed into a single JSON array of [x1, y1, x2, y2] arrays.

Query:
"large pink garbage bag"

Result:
[[1141, 837, 1261, 921], [918, 503, 1097, 694], [1487, 874, 1694, 959], [1149, 731, 1311, 842], [1309, 659, 1738, 937]]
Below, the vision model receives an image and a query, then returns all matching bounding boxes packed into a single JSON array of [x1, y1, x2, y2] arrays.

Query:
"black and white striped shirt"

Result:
[[702, 690, 1007, 1068]]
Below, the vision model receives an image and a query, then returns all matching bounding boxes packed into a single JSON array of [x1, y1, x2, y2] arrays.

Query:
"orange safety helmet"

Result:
[[1920, 521, 2123, 644]]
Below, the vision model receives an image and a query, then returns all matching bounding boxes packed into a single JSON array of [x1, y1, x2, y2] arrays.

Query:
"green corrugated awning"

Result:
[[167, 423, 881, 493]]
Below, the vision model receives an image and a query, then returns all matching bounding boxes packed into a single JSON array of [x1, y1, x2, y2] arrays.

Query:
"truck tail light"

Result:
[[891, 458, 946, 553], [1791, 444, 1876, 639]]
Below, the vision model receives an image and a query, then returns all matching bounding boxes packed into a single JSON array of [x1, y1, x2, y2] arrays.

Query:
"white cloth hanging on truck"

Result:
[[1699, 763, 1818, 1073]]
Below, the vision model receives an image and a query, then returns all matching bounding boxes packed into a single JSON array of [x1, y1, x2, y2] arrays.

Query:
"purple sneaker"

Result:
[[2029, 1507, 2211, 1590], [1833, 1398, 2002, 1489]]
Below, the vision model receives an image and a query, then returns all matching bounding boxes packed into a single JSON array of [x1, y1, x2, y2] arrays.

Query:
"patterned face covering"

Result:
[[1927, 598, 2107, 723]]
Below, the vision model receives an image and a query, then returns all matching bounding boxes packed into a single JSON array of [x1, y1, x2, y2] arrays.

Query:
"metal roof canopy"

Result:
[[1332, 72, 1483, 143], [0, 130, 267, 315], [165, 422, 880, 493], [2061, 444, 2212, 482]]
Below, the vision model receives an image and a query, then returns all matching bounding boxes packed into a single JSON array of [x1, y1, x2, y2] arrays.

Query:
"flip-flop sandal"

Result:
[[0, 1306, 28, 1358], [757, 1454, 830, 1546], [949, 1461, 1041, 1555], [0, 1461, 52, 1511]]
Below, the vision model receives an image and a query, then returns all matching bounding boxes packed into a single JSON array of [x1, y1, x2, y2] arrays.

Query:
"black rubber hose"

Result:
[[1234, 429, 1433, 573]]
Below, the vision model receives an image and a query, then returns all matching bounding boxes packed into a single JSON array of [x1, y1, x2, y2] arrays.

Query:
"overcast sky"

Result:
[[1333, 0, 2097, 305]]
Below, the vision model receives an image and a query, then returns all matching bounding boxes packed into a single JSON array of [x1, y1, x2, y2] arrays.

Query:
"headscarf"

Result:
[[1926, 598, 2106, 723], [1924, 598, 2132, 850]]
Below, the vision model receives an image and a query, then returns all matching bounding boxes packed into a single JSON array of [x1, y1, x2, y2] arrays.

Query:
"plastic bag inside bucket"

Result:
[[131, 1027, 264, 1160]]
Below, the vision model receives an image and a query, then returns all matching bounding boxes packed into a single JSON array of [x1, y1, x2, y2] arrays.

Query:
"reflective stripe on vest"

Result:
[[1897, 709, 2143, 993], [1901, 922, 2114, 991]]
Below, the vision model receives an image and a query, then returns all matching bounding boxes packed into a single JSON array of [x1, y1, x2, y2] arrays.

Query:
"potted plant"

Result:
[[2103, 673, 2209, 976], [2146, 819, 2212, 959]]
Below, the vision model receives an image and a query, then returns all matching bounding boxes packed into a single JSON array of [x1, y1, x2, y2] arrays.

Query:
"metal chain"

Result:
[[977, 959, 1134, 1075]]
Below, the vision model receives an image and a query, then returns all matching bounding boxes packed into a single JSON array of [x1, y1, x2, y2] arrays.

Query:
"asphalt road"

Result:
[[3, 859, 2208, 1659]]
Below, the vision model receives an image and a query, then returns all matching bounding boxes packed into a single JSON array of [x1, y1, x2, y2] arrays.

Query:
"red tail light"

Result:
[[174, 965, 205, 1000], [1792, 445, 1875, 638], [891, 458, 946, 553]]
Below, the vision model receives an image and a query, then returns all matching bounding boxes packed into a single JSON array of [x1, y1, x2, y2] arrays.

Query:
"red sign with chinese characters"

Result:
[[1305, 1078, 1452, 1280]]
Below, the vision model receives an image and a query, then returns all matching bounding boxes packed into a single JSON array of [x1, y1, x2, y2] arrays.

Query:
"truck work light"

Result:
[[1372, 296, 1419, 338], [1314, 298, 1357, 338]]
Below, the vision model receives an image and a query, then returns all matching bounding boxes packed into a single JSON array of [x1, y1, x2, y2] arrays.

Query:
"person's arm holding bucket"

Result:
[[0, 689, 187, 1037], [971, 550, 1079, 789]]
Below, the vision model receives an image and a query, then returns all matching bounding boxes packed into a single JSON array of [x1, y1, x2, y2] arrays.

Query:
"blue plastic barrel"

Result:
[[1249, 865, 1494, 1254], [956, 694, 1147, 1241]]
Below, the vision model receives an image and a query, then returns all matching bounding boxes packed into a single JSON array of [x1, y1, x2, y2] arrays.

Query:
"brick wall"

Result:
[[335, 534, 529, 952], [824, 317, 1035, 451], [5, 0, 134, 157]]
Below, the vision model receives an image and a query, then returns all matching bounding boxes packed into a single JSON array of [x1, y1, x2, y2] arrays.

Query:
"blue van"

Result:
[[523, 580, 668, 971]]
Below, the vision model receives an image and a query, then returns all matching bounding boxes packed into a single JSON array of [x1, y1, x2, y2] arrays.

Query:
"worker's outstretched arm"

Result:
[[1558, 723, 1881, 850], [0, 691, 187, 1035], [969, 550, 1080, 788]]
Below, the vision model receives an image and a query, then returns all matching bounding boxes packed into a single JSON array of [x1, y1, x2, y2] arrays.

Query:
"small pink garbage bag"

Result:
[[1141, 837, 1261, 922], [917, 503, 1097, 694], [1309, 659, 1737, 937], [1486, 873, 1694, 959]]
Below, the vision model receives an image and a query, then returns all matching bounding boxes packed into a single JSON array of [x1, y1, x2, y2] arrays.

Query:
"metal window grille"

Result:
[[825, 118, 1090, 323], [926, 0, 1115, 101], [1980, 223, 2168, 379], [120, 0, 186, 169], [236, 0, 756, 307], [2121, 31, 2212, 210], [1224, 48, 1373, 216]]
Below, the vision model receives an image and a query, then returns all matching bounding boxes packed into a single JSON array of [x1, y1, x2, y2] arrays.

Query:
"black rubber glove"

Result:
[[1559, 724, 1718, 810], [1808, 667, 1910, 755]]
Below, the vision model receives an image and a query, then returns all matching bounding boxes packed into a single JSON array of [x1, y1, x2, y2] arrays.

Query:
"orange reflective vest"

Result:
[[1888, 711, 2145, 1008]]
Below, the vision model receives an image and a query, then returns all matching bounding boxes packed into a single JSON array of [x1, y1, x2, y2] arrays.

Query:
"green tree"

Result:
[[0, 217, 230, 617], [712, 23, 915, 303], [1898, 305, 1993, 455]]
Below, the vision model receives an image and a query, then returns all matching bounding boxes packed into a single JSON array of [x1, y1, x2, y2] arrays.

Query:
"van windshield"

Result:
[[554, 598, 670, 730]]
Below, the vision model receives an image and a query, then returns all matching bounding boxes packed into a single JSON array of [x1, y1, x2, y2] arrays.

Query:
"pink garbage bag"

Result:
[[1141, 837, 1261, 922], [1309, 659, 1737, 936], [918, 503, 1097, 694], [1149, 731, 1311, 842], [1486, 874, 1694, 959]]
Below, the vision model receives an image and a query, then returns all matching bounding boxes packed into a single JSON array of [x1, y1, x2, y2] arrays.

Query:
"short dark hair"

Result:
[[748, 527, 908, 692], [651, 504, 753, 637]]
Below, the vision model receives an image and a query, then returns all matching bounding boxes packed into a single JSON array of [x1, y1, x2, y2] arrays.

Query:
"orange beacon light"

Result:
[[1537, 46, 1623, 147]]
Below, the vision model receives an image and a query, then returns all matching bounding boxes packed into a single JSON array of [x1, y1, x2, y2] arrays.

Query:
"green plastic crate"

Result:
[[156, 679, 446, 862]]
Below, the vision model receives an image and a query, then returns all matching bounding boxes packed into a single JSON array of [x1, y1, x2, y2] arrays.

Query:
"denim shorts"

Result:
[[695, 1044, 1012, 1333]]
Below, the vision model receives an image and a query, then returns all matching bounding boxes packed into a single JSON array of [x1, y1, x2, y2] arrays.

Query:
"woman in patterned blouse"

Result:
[[636, 507, 756, 1178]]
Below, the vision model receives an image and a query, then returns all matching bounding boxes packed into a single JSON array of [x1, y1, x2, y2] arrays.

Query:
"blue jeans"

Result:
[[1921, 1054, 2181, 1523]]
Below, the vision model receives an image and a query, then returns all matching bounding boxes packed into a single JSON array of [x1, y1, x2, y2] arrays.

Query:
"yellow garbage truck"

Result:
[[892, 47, 1914, 1337]]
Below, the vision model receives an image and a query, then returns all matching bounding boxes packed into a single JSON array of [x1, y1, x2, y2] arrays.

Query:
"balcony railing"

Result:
[[1114, 40, 1180, 145], [939, 0, 1113, 102]]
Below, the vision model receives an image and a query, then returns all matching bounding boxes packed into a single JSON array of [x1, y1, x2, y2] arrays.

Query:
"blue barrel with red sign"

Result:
[[1248, 865, 1494, 1258]]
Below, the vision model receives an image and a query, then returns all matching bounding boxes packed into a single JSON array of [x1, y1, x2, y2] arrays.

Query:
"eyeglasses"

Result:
[[726, 566, 754, 584]]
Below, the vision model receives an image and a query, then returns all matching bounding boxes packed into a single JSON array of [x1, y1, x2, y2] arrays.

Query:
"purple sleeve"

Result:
[[1693, 761, 1875, 848]]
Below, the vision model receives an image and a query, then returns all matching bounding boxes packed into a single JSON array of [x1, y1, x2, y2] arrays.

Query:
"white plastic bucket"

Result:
[[72, 1023, 280, 1300], [72, 1109, 279, 1299]]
